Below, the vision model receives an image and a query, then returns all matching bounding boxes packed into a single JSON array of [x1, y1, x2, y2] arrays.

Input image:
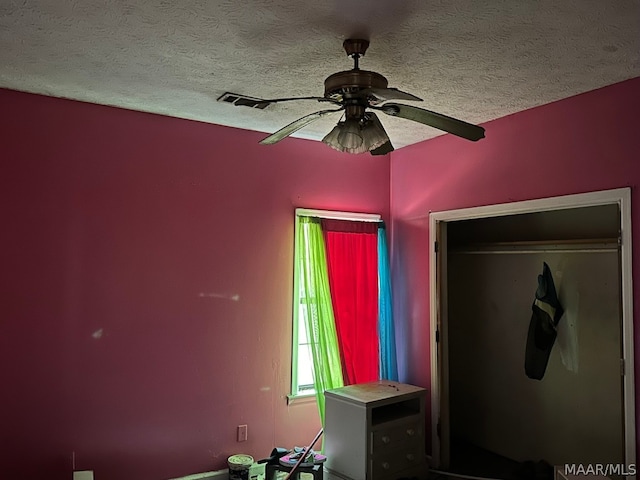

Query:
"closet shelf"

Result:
[[449, 237, 620, 255]]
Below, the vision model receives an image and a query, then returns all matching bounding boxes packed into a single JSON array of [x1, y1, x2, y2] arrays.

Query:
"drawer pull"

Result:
[[381, 435, 391, 444], [406, 454, 415, 462], [382, 462, 390, 470], [406, 428, 415, 436]]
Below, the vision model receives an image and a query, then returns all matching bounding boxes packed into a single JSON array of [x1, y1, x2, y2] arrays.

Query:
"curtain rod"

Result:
[[295, 208, 382, 222], [449, 237, 620, 255]]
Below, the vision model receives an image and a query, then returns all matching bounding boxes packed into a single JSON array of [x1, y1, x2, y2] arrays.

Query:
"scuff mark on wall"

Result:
[[199, 292, 240, 301]]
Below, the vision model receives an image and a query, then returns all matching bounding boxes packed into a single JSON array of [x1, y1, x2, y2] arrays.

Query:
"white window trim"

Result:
[[295, 208, 382, 223]]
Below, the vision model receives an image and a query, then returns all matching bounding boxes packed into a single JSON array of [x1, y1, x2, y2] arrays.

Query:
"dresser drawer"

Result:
[[371, 420, 423, 453], [370, 447, 425, 480]]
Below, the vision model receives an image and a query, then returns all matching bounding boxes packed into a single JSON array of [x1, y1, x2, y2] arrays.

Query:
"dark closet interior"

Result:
[[443, 204, 624, 479]]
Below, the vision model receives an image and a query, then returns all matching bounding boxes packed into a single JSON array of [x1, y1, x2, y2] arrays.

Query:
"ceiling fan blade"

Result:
[[361, 88, 423, 104], [259, 108, 344, 145], [238, 96, 340, 108], [366, 113, 394, 155], [370, 140, 394, 156], [376, 103, 485, 141]]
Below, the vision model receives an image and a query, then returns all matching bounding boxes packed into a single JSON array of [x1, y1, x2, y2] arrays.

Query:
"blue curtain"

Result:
[[377, 225, 398, 380]]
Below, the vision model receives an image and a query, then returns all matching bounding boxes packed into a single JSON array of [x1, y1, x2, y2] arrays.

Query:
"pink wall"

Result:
[[0, 89, 390, 480], [389, 77, 640, 452]]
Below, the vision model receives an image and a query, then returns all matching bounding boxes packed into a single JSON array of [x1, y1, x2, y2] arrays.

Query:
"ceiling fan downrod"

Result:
[[352, 54, 361, 70]]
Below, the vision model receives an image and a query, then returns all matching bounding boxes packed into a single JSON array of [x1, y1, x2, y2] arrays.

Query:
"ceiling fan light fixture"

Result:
[[337, 118, 364, 149], [322, 120, 369, 154], [321, 125, 342, 151], [322, 113, 391, 154], [360, 113, 390, 151]]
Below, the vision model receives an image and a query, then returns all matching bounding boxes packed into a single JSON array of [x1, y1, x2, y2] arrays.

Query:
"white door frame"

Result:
[[428, 187, 635, 470]]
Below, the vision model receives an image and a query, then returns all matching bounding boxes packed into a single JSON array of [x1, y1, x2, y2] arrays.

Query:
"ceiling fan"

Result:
[[234, 39, 485, 155]]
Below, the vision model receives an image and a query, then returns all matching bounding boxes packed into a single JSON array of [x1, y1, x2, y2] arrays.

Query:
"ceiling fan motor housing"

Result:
[[324, 38, 388, 101], [324, 70, 388, 100]]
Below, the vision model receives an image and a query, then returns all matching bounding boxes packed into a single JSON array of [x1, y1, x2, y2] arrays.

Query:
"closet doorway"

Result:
[[428, 188, 635, 477]]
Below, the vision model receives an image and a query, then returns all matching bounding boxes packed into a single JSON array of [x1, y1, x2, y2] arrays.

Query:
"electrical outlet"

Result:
[[237, 424, 248, 442]]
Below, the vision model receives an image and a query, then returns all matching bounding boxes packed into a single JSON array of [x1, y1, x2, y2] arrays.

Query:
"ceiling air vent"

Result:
[[217, 92, 269, 109]]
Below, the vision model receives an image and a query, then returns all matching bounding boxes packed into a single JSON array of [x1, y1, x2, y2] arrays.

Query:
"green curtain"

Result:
[[297, 216, 344, 424]]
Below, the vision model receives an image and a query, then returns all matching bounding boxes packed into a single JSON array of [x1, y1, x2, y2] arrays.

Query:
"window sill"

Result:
[[287, 393, 317, 405]]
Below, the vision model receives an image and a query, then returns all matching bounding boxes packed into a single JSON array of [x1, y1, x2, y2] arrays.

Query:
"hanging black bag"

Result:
[[525, 262, 564, 380]]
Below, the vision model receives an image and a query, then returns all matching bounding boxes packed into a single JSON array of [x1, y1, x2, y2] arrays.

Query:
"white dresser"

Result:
[[324, 381, 428, 480]]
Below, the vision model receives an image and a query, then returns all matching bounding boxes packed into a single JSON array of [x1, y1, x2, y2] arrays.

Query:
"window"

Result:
[[292, 280, 316, 396], [291, 208, 392, 400]]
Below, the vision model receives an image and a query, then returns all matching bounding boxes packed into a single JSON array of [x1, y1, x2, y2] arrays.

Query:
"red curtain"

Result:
[[321, 219, 379, 384]]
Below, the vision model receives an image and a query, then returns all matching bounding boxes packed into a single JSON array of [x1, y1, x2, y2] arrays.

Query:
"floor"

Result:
[[430, 437, 554, 480]]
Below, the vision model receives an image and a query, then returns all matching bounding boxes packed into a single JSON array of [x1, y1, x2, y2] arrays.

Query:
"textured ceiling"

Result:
[[1, 1, 639, 149]]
